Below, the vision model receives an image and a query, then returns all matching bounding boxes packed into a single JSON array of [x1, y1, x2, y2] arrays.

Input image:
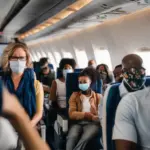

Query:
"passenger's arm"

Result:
[[2, 89, 50, 150], [112, 95, 137, 150], [91, 94, 102, 122], [31, 80, 44, 127], [69, 92, 86, 120], [98, 96, 103, 125], [42, 84, 51, 93], [115, 140, 137, 150], [50, 80, 57, 102]]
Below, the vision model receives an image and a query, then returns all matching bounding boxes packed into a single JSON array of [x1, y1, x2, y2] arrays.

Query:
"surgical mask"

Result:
[[63, 69, 73, 78], [10, 60, 26, 74], [123, 67, 146, 90], [79, 83, 90, 91]]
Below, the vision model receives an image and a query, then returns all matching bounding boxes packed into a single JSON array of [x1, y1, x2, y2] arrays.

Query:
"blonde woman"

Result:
[[1, 42, 44, 127]]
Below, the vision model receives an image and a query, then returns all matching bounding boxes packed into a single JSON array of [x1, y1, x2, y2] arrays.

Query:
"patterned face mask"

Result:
[[123, 67, 146, 90]]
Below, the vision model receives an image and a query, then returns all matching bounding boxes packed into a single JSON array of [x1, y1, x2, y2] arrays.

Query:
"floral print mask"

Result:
[[123, 67, 146, 90]]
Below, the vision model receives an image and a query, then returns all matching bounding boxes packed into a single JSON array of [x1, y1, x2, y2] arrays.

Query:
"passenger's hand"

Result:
[[2, 88, 25, 119], [92, 115, 99, 121], [84, 112, 94, 120]]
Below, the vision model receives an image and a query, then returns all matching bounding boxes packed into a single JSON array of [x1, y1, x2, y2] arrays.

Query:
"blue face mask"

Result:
[[79, 83, 90, 91], [63, 69, 73, 78]]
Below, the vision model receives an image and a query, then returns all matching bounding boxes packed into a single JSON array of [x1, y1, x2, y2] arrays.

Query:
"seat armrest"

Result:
[[39, 120, 46, 141], [57, 113, 68, 133]]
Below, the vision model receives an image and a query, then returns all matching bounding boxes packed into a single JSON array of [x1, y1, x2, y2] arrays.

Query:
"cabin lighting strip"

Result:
[[18, 0, 92, 40]]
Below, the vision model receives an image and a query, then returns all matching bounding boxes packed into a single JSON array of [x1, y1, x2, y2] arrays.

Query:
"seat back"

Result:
[[66, 72, 103, 106], [56, 68, 62, 79], [33, 62, 40, 75], [103, 77, 150, 150], [48, 64, 54, 70], [66, 73, 80, 107]]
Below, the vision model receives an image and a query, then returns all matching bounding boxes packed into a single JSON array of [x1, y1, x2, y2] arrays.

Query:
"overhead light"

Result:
[[18, 0, 92, 39], [66, 7, 77, 12]]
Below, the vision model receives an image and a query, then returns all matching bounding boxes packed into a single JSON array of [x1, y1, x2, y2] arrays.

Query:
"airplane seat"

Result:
[[0, 67, 3, 77], [54, 72, 103, 150], [33, 62, 40, 76], [56, 68, 62, 78], [145, 76, 150, 86], [103, 77, 150, 150], [48, 64, 54, 70]]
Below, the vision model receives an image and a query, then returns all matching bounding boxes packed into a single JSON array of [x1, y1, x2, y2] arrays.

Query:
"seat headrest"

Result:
[[48, 64, 54, 70]]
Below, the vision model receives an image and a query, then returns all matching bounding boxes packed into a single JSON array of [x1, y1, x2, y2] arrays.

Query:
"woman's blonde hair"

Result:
[[1, 42, 31, 72]]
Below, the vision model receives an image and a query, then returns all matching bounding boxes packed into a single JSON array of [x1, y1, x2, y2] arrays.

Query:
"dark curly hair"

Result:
[[79, 67, 97, 84], [59, 58, 76, 70], [39, 57, 48, 67], [57, 58, 76, 78]]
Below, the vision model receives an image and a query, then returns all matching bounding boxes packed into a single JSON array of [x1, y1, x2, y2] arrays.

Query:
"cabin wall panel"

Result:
[[29, 8, 150, 69]]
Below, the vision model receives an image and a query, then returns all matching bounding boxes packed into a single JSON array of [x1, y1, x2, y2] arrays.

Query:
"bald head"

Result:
[[88, 60, 96, 67], [122, 54, 143, 69]]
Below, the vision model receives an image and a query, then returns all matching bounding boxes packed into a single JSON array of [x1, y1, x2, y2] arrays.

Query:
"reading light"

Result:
[[18, 0, 92, 39]]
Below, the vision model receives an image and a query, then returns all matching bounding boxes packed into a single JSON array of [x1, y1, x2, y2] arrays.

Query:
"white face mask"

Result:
[[63, 69, 73, 79], [10, 60, 26, 74]]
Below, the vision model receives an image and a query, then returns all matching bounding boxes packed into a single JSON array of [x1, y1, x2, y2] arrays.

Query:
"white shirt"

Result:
[[81, 95, 91, 112], [55, 79, 66, 108], [0, 118, 17, 150], [119, 82, 129, 98], [113, 87, 150, 150]]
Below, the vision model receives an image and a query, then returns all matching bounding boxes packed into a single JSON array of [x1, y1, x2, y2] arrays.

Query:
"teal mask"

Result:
[[79, 83, 90, 91]]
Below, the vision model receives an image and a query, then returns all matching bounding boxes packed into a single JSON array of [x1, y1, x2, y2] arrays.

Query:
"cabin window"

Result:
[[41, 51, 47, 57], [0, 44, 6, 56], [34, 54, 39, 62], [31, 52, 38, 62], [30, 54, 34, 61], [63, 51, 73, 58], [48, 52, 56, 68], [136, 52, 150, 75], [74, 48, 88, 68], [93, 45, 112, 70], [36, 52, 42, 60], [54, 52, 62, 66]]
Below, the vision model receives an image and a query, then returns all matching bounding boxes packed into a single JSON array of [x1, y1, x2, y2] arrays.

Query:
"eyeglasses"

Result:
[[9, 56, 26, 61]]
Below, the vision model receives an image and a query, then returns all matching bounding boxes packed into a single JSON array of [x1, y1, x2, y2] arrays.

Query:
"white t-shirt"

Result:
[[55, 79, 66, 108], [113, 87, 150, 150], [81, 95, 91, 112], [0, 118, 17, 150]]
